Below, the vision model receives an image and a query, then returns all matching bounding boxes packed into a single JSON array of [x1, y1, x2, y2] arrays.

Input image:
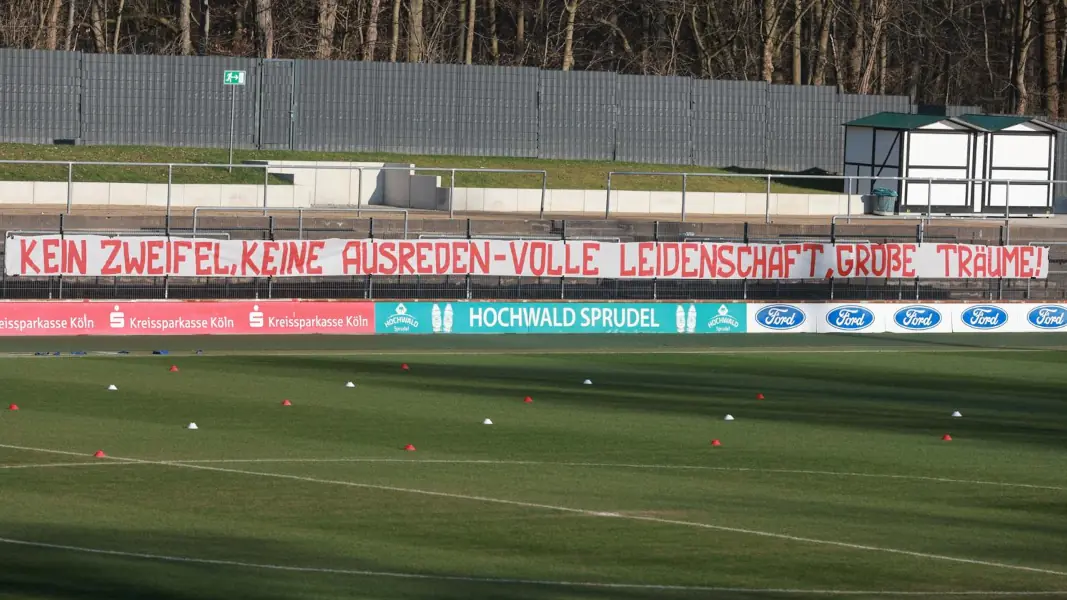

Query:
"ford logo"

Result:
[[825, 305, 876, 331], [960, 305, 1008, 330], [1027, 305, 1067, 330], [755, 304, 806, 330], [893, 306, 943, 331]]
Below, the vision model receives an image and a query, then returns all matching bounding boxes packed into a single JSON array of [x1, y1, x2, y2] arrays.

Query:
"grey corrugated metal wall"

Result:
[[0, 49, 1050, 177]]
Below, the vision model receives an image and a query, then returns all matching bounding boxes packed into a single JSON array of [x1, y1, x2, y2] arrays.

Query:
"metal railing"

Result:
[[0, 160, 548, 220], [605, 171, 1060, 223], [190, 206, 410, 239]]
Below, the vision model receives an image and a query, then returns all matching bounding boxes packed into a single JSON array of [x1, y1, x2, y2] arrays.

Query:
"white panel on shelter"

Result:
[[852, 166, 873, 195], [905, 182, 969, 206], [991, 135, 1049, 169], [990, 168, 1049, 181], [908, 132, 969, 167], [1003, 123, 1051, 133], [873, 131, 902, 167], [987, 183, 1049, 207], [845, 127, 874, 163]]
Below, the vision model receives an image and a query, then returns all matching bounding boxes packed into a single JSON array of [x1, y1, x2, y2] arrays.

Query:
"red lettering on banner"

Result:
[[435, 243, 451, 274], [341, 241, 359, 274], [145, 240, 165, 276], [379, 242, 398, 275], [1035, 247, 1045, 278], [213, 243, 227, 275], [563, 244, 580, 276], [530, 242, 548, 276], [101, 240, 122, 275], [1019, 246, 1036, 278], [901, 244, 916, 277], [241, 242, 260, 276], [660, 243, 680, 278], [413, 241, 432, 275], [937, 244, 958, 277], [737, 246, 752, 278], [836, 245, 854, 277], [855, 245, 871, 277], [973, 247, 988, 278], [306, 241, 324, 275], [63, 239, 86, 275], [619, 245, 636, 277], [19, 239, 39, 274], [638, 242, 655, 277], [546, 243, 564, 277], [583, 242, 600, 276], [194, 242, 212, 276], [450, 241, 468, 274], [394, 242, 412, 275], [41, 238, 60, 274], [122, 242, 147, 275], [782, 244, 801, 279], [172, 240, 191, 274], [470, 242, 489, 275], [802, 243, 824, 278], [958, 246, 973, 277], [509, 242, 529, 275], [259, 241, 278, 276], [717, 245, 736, 278]]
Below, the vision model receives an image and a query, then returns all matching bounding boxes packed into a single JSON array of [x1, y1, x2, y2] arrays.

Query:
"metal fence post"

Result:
[[263, 165, 270, 216], [926, 178, 932, 217], [764, 175, 772, 224], [356, 167, 364, 218], [166, 164, 173, 224], [65, 162, 73, 214], [846, 177, 854, 223], [681, 173, 688, 222], [539, 171, 547, 219], [449, 168, 456, 219], [1005, 179, 1011, 223], [605, 173, 613, 219]]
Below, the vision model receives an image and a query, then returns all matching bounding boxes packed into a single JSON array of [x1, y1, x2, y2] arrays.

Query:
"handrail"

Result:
[[191, 206, 410, 240]]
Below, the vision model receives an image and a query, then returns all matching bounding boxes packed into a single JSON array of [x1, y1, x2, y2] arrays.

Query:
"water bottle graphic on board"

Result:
[[675, 305, 686, 333], [431, 304, 442, 333], [686, 304, 697, 334], [443, 304, 454, 333]]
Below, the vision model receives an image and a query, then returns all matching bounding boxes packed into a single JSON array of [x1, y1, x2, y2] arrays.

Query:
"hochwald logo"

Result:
[[249, 305, 264, 328], [707, 304, 741, 332], [109, 305, 125, 329], [1027, 305, 1067, 330], [383, 303, 419, 332], [825, 305, 876, 331], [755, 304, 805, 330], [893, 306, 943, 331], [960, 305, 1008, 330]]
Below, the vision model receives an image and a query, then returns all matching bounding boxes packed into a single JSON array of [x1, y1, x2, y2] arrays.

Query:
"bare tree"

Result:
[[316, 0, 339, 58], [762, 0, 782, 82], [363, 0, 382, 60], [1043, 0, 1059, 117], [180, 0, 194, 54], [64, 0, 76, 50], [465, 0, 476, 64], [255, 0, 274, 58], [45, 0, 62, 50], [1012, 0, 1033, 113], [388, 0, 400, 61], [89, 0, 107, 53], [409, 0, 424, 61], [562, 0, 579, 70], [200, 0, 211, 54]]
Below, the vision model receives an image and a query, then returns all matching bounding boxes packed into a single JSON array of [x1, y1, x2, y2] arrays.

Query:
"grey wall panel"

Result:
[[293, 60, 382, 152], [455, 65, 539, 157], [166, 56, 259, 149], [614, 74, 691, 165], [376, 63, 462, 156], [691, 80, 767, 169], [0, 50, 80, 143], [538, 70, 617, 160], [765, 85, 839, 172]]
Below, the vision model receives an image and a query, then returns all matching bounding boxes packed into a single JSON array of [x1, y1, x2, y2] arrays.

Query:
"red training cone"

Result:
[[93, 450, 106, 458], [169, 365, 179, 373], [281, 399, 292, 406], [403, 444, 416, 451], [756, 393, 765, 400], [711, 439, 722, 447], [401, 363, 410, 371], [7, 404, 18, 411], [523, 396, 533, 403], [942, 434, 952, 441]]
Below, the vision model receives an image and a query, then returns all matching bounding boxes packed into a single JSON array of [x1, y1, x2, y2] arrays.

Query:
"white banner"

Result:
[[4, 235, 1050, 280]]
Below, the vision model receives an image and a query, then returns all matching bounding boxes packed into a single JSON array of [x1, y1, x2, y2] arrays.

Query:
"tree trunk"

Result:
[[811, 0, 833, 85], [362, 0, 382, 60], [1043, 0, 1060, 118], [89, 0, 107, 54], [113, 0, 125, 53], [254, 0, 274, 58], [847, 0, 864, 91], [388, 0, 400, 61], [516, 0, 526, 57], [488, 0, 499, 64], [64, 0, 76, 50], [878, 25, 888, 95], [457, 0, 467, 62], [409, 0, 424, 62], [761, 0, 780, 82], [792, 0, 802, 84], [45, 0, 62, 50], [1014, 0, 1032, 113], [199, 0, 211, 55], [465, 0, 476, 64], [316, 0, 338, 59], [856, 0, 886, 93], [180, 0, 194, 55], [562, 0, 578, 71]]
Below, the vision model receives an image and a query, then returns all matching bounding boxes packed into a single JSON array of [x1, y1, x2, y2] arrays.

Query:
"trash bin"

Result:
[[870, 187, 899, 216]]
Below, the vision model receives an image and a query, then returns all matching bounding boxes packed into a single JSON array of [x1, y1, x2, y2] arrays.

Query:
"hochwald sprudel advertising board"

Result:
[[5, 235, 1050, 280], [0, 301, 1064, 336]]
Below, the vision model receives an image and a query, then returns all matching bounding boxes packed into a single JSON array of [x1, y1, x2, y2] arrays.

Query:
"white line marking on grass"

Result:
[[153, 457, 1067, 493], [1, 443, 1065, 579], [0, 461, 129, 471], [0, 537, 1064, 597]]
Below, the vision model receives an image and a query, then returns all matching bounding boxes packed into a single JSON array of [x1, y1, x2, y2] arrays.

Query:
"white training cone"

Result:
[[345, 381, 355, 388], [186, 422, 198, 430], [482, 418, 493, 425], [951, 411, 962, 418], [724, 414, 735, 421], [107, 384, 118, 391], [583, 379, 593, 385]]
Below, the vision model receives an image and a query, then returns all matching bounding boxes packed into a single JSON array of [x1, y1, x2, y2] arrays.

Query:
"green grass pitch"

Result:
[[1, 334, 1066, 599]]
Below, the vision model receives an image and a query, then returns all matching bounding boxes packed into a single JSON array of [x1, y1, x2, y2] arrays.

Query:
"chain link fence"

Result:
[[1, 217, 1063, 302]]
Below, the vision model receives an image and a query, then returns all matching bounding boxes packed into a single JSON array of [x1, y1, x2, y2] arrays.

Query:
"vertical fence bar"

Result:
[[1005, 179, 1011, 223], [356, 167, 364, 217], [263, 166, 270, 216], [681, 174, 688, 222], [926, 178, 932, 217], [65, 162, 73, 214], [449, 169, 456, 219], [605, 173, 613, 219], [764, 175, 772, 224], [846, 177, 854, 223], [166, 164, 174, 224], [539, 171, 547, 219]]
